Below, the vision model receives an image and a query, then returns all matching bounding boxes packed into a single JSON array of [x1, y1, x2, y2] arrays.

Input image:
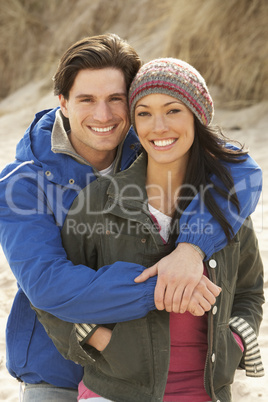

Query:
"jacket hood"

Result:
[[5, 107, 140, 187], [15, 108, 59, 166]]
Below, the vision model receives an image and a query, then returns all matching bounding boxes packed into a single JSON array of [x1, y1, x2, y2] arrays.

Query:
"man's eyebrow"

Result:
[[109, 92, 127, 98], [75, 94, 94, 99], [75, 92, 127, 99]]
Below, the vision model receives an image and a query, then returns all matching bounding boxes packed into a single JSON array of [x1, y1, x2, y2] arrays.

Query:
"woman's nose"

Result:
[[152, 115, 168, 134]]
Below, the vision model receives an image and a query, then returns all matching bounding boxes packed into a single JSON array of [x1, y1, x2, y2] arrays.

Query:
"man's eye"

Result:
[[111, 97, 124, 102]]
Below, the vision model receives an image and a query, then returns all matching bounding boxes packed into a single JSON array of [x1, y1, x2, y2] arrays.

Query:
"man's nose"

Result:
[[93, 101, 113, 122]]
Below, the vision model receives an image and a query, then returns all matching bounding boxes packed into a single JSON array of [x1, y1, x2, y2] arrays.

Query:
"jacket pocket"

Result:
[[6, 290, 36, 370], [96, 317, 154, 388], [218, 241, 240, 293], [213, 325, 243, 390]]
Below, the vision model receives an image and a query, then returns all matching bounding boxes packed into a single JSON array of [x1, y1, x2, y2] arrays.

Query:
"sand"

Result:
[[0, 83, 267, 401]]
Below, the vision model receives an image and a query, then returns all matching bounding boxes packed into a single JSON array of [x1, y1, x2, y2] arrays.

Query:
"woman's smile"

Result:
[[151, 138, 178, 149], [135, 93, 195, 167]]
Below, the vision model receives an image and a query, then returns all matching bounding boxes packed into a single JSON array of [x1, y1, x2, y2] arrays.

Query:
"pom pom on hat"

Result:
[[129, 58, 214, 129]]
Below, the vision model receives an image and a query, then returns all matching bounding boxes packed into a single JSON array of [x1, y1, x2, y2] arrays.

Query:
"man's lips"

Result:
[[90, 125, 115, 133]]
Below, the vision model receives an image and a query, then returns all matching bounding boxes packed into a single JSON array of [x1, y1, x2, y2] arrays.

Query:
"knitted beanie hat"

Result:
[[129, 58, 214, 129]]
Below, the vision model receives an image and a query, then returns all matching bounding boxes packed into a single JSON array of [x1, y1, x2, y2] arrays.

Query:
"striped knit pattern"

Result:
[[75, 323, 97, 343], [229, 316, 264, 377], [129, 58, 214, 129]]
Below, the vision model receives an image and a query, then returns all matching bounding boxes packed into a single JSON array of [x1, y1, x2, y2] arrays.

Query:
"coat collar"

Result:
[[106, 152, 148, 206], [15, 108, 140, 188]]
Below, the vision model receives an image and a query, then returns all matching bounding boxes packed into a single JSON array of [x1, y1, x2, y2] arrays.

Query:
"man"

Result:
[[0, 34, 262, 401]]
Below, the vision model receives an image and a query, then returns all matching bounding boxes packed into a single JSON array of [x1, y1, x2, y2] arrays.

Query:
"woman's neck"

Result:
[[146, 160, 186, 217]]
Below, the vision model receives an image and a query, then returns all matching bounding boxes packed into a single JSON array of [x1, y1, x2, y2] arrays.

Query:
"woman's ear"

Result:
[[59, 94, 69, 118]]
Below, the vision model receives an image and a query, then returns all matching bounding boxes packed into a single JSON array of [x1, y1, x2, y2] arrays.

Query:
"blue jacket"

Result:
[[0, 107, 262, 388]]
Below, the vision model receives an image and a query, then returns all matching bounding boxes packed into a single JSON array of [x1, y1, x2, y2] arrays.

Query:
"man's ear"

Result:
[[59, 94, 69, 118]]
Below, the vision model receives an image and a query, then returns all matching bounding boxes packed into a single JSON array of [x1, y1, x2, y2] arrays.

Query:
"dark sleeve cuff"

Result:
[[75, 323, 100, 345]]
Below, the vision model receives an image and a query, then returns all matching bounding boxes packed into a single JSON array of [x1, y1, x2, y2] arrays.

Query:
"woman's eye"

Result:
[[137, 111, 150, 117], [168, 108, 181, 114]]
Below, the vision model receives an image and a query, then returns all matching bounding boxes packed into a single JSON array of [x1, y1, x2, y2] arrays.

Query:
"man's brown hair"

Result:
[[53, 33, 141, 98]]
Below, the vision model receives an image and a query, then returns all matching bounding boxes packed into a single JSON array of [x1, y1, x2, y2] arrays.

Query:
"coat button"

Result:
[[106, 230, 110, 235], [211, 353, 216, 363], [141, 238, 146, 243], [69, 178, 75, 184], [45, 170, 51, 177], [209, 259, 217, 268], [212, 306, 217, 315]]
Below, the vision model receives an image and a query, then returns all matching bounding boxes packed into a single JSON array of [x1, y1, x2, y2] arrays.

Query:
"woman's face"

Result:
[[135, 93, 195, 169]]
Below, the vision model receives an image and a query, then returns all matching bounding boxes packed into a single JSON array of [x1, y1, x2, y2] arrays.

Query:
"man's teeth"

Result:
[[92, 126, 114, 132], [153, 139, 176, 146]]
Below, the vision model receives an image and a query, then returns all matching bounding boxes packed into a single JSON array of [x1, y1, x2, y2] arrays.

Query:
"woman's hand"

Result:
[[187, 275, 221, 316], [86, 327, 112, 351]]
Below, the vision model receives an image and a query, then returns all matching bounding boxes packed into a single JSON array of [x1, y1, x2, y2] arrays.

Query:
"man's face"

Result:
[[59, 68, 130, 170]]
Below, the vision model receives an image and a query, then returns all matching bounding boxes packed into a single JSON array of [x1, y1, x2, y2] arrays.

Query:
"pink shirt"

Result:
[[163, 272, 210, 401]]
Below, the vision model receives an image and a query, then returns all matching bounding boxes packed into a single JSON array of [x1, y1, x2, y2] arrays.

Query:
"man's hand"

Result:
[[135, 243, 216, 314], [86, 327, 112, 351]]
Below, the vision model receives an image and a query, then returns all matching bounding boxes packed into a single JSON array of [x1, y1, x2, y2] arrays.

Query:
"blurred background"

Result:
[[0, 0, 268, 106], [0, 1, 267, 401]]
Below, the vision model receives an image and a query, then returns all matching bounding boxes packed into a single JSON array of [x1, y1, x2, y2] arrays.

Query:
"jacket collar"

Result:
[[51, 109, 90, 166], [106, 152, 148, 208], [15, 108, 140, 187], [104, 152, 165, 247], [51, 109, 128, 174]]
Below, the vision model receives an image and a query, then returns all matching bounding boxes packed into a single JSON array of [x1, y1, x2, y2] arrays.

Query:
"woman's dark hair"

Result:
[[170, 116, 248, 244]]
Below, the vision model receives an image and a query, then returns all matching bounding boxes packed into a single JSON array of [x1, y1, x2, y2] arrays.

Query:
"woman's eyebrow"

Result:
[[136, 100, 184, 108]]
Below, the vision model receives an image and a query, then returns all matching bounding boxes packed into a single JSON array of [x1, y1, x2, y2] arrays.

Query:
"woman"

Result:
[[33, 58, 264, 402]]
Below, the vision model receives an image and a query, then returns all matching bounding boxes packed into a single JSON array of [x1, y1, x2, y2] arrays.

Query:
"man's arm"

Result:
[[135, 150, 262, 313], [0, 164, 216, 326], [177, 147, 262, 258], [32, 274, 221, 355], [0, 174, 157, 324], [0, 150, 261, 323]]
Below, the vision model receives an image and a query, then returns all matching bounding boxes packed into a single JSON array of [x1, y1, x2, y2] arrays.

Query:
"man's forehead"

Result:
[[70, 68, 127, 98]]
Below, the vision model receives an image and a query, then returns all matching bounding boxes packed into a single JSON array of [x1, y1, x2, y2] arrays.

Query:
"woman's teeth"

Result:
[[153, 139, 176, 146]]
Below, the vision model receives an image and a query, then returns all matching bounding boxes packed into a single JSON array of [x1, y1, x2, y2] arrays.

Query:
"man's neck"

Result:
[[68, 132, 117, 170], [72, 143, 116, 170], [51, 110, 118, 171]]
